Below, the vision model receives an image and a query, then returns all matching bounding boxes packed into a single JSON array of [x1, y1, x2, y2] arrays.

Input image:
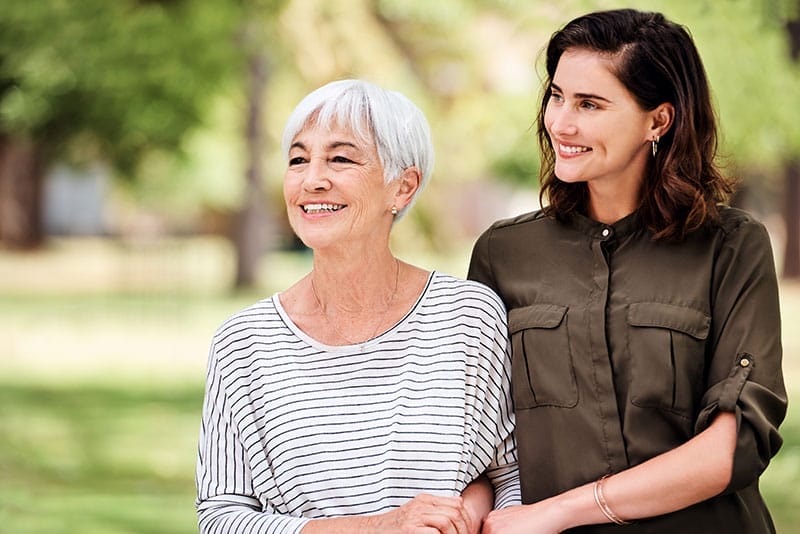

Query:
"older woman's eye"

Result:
[[288, 156, 306, 166], [331, 156, 354, 164]]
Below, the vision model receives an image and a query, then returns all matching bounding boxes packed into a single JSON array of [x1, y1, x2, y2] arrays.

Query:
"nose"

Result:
[[302, 158, 331, 191], [546, 106, 578, 137]]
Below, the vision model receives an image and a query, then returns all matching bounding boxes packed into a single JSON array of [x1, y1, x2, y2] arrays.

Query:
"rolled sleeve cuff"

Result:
[[695, 352, 786, 493]]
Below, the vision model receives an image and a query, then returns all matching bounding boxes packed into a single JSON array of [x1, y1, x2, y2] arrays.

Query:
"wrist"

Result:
[[546, 483, 597, 531], [462, 498, 483, 534]]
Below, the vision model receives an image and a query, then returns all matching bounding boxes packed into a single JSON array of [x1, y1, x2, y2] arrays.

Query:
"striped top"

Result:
[[196, 272, 519, 533]]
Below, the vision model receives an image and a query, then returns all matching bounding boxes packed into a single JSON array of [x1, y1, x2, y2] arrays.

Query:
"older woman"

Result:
[[196, 79, 519, 533]]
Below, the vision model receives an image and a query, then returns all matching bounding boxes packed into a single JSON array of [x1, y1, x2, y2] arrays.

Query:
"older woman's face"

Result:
[[284, 122, 396, 251]]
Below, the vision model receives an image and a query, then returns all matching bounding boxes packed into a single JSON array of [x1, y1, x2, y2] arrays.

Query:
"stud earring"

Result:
[[391, 206, 398, 216], [651, 135, 660, 157]]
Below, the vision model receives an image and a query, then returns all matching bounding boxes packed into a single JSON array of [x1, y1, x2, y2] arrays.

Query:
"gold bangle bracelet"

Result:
[[593, 475, 632, 526]]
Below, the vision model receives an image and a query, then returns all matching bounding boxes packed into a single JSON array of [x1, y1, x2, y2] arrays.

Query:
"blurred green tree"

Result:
[[679, 0, 800, 278], [0, 0, 241, 249], [3, 0, 798, 286]]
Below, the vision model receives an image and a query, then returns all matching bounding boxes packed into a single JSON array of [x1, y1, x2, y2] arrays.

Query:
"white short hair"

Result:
[[281, 79, 434, 219]]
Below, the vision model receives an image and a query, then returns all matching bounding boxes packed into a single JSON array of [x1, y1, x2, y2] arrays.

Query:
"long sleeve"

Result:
[[695, 217, 787, 492], [195, 342, 310, 534], [468, 235, 520, 508], [483, 350, 520, 509], [486, 299, 522, 508], [468, 226, 498, 292]]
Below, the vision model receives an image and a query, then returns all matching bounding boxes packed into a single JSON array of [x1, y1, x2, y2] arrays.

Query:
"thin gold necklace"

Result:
[[310, 259, 401, 346]]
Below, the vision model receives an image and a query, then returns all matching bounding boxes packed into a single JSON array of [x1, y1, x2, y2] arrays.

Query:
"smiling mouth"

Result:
[[302, 203, 345, 214], [558, 143, 591, 154]]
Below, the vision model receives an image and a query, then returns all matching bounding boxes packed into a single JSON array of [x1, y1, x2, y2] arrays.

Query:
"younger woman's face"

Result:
[[544, 48, 657, 197]]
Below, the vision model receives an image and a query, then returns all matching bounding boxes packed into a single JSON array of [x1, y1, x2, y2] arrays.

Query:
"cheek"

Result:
[[283, 173, 299, 201], [543, 106, 554, 130]]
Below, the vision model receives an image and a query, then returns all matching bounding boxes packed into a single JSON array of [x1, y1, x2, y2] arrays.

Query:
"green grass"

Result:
[[0, 239, 798, 532], [0, 382, 202, 533]]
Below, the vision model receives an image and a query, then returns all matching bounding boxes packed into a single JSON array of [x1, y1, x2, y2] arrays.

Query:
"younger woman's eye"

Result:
[[580, 100, 598, 110], [549, 92, 564, 103]]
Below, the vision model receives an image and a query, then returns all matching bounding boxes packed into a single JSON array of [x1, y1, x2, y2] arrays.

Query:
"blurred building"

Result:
[[43, 165, 109, 236]]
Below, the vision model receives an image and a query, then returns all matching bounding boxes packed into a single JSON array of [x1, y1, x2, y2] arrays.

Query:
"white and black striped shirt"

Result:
[[196, 272, 519, 533]]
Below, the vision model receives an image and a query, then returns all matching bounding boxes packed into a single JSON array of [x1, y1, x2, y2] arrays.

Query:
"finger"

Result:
[[425, 496, 472, 534], [419, 508, 470, 534]]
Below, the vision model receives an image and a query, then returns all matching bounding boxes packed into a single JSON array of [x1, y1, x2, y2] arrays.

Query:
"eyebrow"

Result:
[[289, 140, 360, 151], [551, 83, 613, 104], [328, 141, 359, 150]]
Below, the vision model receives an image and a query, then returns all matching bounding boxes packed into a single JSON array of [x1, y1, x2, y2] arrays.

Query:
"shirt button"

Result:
[[601, 228, 611, 237], [739, 356, 751, 368]]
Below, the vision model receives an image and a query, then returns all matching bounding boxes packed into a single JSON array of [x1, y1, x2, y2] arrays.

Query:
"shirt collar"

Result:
[[570, 210, 641, 240]]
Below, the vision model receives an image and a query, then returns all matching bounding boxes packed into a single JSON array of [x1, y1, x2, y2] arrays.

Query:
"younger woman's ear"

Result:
[[650, 102, 675, 137]]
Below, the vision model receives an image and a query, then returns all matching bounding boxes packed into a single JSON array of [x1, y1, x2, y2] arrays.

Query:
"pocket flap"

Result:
[[509, 303, 568, 334], [628, 302, 710, 339]]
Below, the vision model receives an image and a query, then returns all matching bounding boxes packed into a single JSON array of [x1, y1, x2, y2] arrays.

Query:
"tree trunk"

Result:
[[0, 135, 45, 249], [783, 159, 800, 278], [233, 48, 270, 289], [783, 6, 800, 278]]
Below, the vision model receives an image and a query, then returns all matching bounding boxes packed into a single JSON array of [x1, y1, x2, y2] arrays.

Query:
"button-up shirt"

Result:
[[469, 206, 786, 532]]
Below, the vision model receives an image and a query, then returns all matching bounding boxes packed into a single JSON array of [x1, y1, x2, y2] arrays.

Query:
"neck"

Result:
[[310, 251, 400, 313], [587, 181, 641, 224]]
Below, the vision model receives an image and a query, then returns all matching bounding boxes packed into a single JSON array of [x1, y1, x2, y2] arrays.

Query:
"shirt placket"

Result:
[[588, 225, 628, 470]]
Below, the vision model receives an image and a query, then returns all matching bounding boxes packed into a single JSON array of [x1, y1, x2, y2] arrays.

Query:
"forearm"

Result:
[[301, 516, 372, 534], [199, 501, 308, 534], [462, 475, 494, 532], [484, 412, 736, 533], [555, 411, 736, 529], [303, 493, 473, 534]]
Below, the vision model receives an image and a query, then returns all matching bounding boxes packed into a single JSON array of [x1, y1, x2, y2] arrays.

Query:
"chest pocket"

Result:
[[509, 304, 577, 409], [627, 302, 710, 418]]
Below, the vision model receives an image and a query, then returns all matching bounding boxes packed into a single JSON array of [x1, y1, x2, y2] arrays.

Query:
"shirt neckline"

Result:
[[571, 210, 641, 239], [274, 270, 437, 353]]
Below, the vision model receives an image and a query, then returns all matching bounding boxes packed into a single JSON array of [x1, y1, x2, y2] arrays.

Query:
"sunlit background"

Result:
[[1, 0, 799, 532]]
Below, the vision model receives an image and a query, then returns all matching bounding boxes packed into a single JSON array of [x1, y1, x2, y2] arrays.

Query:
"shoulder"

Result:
[[428, 272, 506, 319], [473, 209, 558, 251], [712, 206, 771, 242], [210, 296, 281, 353], [422, 274, 509, 356], [483, 209, 548, 233]]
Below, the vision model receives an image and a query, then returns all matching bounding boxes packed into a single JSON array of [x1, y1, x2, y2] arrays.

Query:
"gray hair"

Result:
[[281, 79, 434, 219]]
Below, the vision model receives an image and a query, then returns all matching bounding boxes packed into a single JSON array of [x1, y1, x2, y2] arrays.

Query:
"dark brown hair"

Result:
[[537, 9, 735, 240]]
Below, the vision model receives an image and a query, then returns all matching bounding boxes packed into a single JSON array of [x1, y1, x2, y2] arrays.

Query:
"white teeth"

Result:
[[303, 203, 344, 214], [560, 144, 590, 154]]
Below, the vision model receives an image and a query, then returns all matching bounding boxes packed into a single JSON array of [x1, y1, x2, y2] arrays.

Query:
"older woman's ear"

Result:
[[393, 166, 422, 211]]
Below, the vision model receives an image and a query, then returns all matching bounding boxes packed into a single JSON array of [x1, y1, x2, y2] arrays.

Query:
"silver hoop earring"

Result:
[[651, 135, 660, 157], [391, 206, 398, 216]]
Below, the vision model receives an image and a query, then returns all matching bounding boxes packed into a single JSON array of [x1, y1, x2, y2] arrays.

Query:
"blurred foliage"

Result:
[[0, 0, 242, 174], [1, 0, 800, 243]]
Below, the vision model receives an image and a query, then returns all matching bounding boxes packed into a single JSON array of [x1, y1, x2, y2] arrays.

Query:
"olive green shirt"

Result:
[[468, 206, 786, 533]]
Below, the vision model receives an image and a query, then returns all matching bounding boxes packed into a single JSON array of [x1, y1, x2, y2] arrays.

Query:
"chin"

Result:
[[554, 173, 585, 184]]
